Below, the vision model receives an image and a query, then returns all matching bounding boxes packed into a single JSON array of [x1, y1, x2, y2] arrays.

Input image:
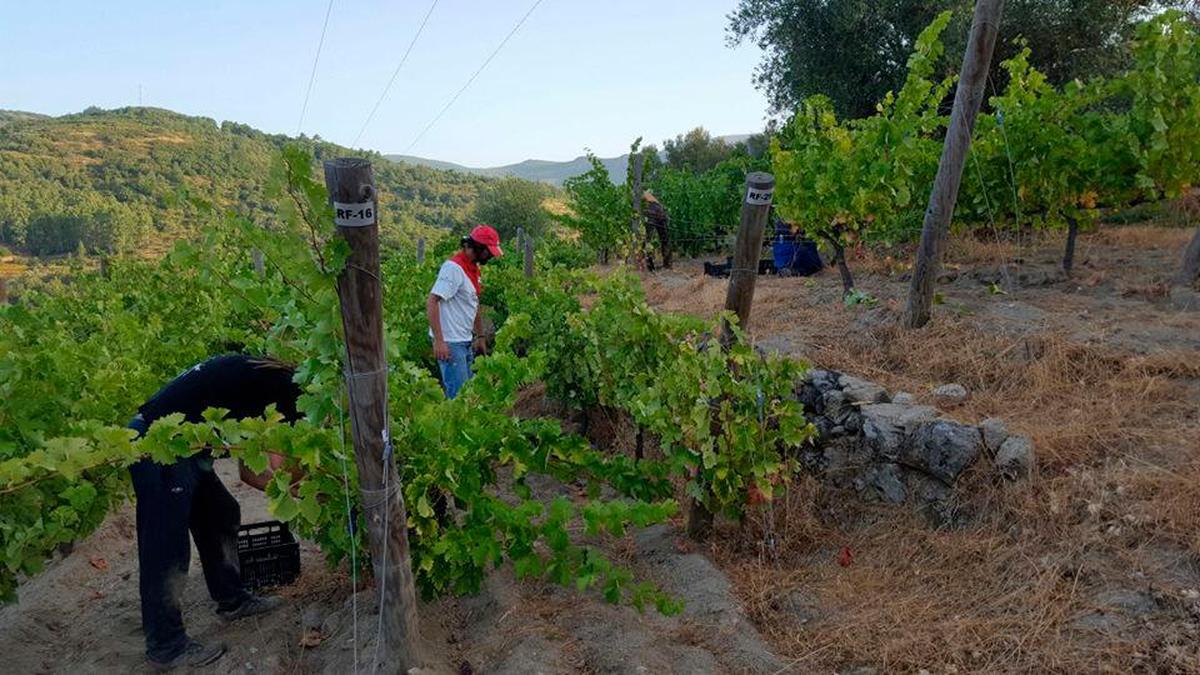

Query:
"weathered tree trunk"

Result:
[[822, 235, 855, 296], [904, 0, 1005, 328], [1062, 217, 1079, 275], [1175, 225, 1200, 288], [324, 158, 423, 672]]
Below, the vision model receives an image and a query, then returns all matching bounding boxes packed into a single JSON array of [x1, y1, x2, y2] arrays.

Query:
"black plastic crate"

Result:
[[237, 520, 300, 589]]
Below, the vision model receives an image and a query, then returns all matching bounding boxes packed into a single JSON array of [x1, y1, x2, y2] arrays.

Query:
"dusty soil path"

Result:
[[0, 463, 785, 674]]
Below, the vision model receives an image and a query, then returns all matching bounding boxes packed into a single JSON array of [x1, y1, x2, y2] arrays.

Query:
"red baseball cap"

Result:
[[469, 224, 503, 257]]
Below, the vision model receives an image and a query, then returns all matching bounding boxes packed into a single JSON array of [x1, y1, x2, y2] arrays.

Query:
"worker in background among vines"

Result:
[[126, 354, 302, 670], [642, 191, 672, 271], [426, 224, 503, 398]]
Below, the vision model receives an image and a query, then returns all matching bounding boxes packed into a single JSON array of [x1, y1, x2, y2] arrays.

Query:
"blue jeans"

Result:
[[437, 340, 474, 399]]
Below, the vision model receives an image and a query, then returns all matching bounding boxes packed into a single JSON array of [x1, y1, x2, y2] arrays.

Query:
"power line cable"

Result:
[[404, 0, 546, 153], [351, 0, 440, 148], [297, 0, 336, 135]]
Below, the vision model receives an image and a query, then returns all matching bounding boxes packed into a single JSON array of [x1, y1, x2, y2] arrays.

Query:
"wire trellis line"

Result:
[[296, 0, 336, 135]]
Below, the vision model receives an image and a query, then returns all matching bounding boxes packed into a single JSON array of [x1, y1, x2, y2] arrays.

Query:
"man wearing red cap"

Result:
[[426, 224, 503, 398]]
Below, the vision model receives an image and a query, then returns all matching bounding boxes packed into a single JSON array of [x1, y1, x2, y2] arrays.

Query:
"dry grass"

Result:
[[1091, 223, 1195, 249], [639, 225, 1200, 673], [1166, 190, 1200, 229], [0, 259, 27, 279]]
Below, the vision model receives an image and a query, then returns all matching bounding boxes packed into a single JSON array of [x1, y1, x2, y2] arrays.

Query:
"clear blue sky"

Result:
[[0, 0, 769, 166]]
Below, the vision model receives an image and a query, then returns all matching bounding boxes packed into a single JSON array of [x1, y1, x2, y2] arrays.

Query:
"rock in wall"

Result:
[[793, 369, 1034, 525]]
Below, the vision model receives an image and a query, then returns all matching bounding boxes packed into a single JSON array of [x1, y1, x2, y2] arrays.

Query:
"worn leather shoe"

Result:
[[148, 639, 227, 671], [218, 593, 283, 621]]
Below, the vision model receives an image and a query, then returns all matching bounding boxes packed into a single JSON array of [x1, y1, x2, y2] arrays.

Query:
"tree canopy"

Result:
[[469, 176, 553, 241], [662, 128, 737, 174], [726, 0, 1194, 119]]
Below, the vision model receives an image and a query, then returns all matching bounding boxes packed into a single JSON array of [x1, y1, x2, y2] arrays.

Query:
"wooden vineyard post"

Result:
[[252, 248, 265, 278], [719, 172, 776, 350], [904, 0, 1005, 329], [0, 278, 7, 305], [524, 236, 535, 279], [628, 152, 644, 268], [416, 237, 425, 264], [516, 226, 525, 259], [686, 172, 775, 541], [323, 158, 424, 672]]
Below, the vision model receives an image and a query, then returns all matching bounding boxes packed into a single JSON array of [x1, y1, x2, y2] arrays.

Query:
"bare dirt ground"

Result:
[[0, 459, 785, 674], [2, 223, 1197, 674], [640, 224, 1200, 673]]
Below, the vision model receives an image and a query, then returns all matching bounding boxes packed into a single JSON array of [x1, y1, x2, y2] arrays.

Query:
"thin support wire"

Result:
[[345, 365, 392, 675], [352, 0, 440, 148], [335, 381, 359, 674], [405, 0, 546, 152], [339, 363, 393, 673], [297, 0, 336, 135]]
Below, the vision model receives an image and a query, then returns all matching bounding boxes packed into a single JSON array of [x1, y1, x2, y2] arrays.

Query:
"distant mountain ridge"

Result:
[[385, 153, 629, 186], [386, 134, 753, 186]]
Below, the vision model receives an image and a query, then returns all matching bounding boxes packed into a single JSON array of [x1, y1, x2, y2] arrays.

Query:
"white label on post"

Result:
[[745, 186, 774, 206], [333, 201, 376, 227]]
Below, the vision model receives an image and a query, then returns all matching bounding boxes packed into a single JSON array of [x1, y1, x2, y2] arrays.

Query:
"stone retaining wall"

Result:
[[793, 369, 1034, 524]]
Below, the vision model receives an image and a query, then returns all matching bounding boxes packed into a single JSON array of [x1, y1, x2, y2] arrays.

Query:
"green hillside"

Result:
[[0, 110, 48, 129], [0, 107, 491, 256]]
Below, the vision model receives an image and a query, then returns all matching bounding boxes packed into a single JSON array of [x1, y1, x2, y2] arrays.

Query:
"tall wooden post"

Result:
[[524, 237, 535, 279], [686, 172, 775, 541], [516, 226, 525, 259], [904, 0, 1005, 329], [719, 172, 776, 350], [323, 158, 423, 672], [628, 153, 644, 268], [252, 248, 265, 277], [416, 237, 425, 264], [0, 278, 7, 305]]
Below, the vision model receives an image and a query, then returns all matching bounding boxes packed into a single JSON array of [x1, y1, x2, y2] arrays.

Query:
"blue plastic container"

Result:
[[772, 239, 798, 273], [773, 237, 823, 276]]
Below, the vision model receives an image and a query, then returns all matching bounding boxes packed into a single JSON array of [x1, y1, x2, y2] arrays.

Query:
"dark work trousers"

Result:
[[128, 418, 250, 660]]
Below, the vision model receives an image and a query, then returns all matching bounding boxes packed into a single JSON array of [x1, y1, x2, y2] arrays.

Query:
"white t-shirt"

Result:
[[429, 260, 478, 343]]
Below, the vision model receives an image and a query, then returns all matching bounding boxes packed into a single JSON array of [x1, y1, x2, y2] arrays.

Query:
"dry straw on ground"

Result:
[[641, 224, 1200, 673]]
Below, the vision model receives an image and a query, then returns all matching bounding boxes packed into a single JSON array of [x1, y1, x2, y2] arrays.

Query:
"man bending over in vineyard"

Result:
[[126, 354, 302, 670], [426, 224, 503, 398]]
